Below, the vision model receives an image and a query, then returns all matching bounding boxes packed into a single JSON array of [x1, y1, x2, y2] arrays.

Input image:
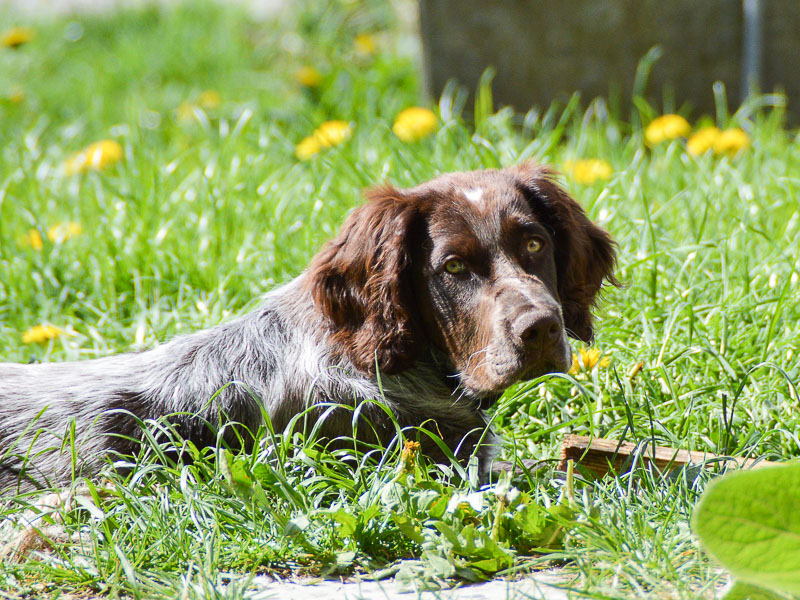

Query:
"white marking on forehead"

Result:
[[463, 188, 484, 205]]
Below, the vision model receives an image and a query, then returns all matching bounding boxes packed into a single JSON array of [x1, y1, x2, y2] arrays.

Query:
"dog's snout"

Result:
[[512, 311, 562, 348]]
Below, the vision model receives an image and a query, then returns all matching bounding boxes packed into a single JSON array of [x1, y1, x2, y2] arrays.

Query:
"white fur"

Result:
[[463, 188, 484, 205]]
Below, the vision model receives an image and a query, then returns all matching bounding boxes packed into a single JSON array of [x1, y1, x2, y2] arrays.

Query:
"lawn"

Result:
[[1, 1, 799, 598]]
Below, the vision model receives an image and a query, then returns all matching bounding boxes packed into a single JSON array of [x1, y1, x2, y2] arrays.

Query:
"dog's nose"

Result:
[[512, 311, 562, 348]]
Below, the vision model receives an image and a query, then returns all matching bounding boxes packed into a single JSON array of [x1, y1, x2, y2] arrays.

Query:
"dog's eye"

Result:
[[444, 259, 466, 274], [526, 238, 543, 253]]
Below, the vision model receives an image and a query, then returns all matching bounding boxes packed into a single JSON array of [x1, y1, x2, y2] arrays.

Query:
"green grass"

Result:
[[2, 1, 800, 598]]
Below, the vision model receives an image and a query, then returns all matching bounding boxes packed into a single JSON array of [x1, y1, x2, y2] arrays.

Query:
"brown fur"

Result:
[[306, 162, 618, 390]]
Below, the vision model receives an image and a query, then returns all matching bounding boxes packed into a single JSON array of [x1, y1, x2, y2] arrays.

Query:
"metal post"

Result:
[[741, 0, 763, 101]]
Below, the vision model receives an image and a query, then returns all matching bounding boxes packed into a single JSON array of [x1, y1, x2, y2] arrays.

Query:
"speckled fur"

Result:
[[0, 278, 495, 491]]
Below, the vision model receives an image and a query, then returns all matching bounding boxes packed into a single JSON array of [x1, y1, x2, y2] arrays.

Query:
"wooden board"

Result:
[[559, 434, 780, 478]]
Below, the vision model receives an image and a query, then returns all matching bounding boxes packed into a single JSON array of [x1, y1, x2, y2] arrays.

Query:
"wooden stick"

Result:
[[559, 434, 780, 478]]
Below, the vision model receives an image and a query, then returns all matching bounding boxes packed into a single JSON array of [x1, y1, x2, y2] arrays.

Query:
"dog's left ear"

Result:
[[304, 186, 424, 375], [512, 162, 618, 342]]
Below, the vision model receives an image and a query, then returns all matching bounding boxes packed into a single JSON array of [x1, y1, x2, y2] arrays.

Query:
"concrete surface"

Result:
[[247, 572, 574, 600]]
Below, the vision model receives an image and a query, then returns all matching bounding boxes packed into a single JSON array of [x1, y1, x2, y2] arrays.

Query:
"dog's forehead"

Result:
[[414, 169, 516, 200], [423, 171, 536, 229], [411, 170, 542, 252]]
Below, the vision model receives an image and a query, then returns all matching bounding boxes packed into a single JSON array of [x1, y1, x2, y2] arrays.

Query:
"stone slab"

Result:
[[249, 571, 573, 600]]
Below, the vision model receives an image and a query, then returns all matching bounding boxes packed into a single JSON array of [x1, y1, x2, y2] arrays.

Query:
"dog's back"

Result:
[[0, 296, 296, 491]]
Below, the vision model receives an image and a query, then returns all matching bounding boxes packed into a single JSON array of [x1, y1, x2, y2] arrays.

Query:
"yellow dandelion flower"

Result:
[[295, 135, 321, 160], [713, 128, 750, 156], [392, 107, 438, 142], [314, 120, 352, 147], [295, 121, 352, 160], [47, 221, 82, 243], [176, 101, 198, 122], [644, 114, 691, 145], [24, 229, 44, 251], [1, 26, 35, 49], [569, 347, 611, 374], [354, 33, 376, 56], [197, 90, 221, 110], [563, 159, 613, 185], [686, 126, 720, 156], [295, 66, 322, 88], [64, 139, 123, 175], [22, 324, 63, 344]]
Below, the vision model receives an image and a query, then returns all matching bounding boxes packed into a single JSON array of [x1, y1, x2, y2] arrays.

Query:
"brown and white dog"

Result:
[[0, 162, 616, 491]]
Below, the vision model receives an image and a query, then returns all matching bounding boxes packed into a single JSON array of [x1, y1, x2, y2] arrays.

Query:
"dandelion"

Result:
[[563, 159, 613, 185], [24, 229, 43, 250], [713, 128, 750, 156], [176, 101, 197, 122], [569, 347, 611, 374], [401, 440, 420, 473], [294, 66, 322, 88], [295, 120, 352, 160], [314, 120, 352, 146], [392, 107, 438, 142], [64, 139, 123, 175], [687, 126, 720, 156], [21, 222, 82, 250], [645, 114, 691, 145], [47, 221, 82, 243], [354, 33, 376, 57], [197, 90, 221, 110], [22, 324, 63, 344], [1, 26, 35, 49], [295, 135, 321, 160], [177, 91, 220, 123]]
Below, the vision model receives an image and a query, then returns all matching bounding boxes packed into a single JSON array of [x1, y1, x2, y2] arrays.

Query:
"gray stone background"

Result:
[[419, 0, 800, 121]]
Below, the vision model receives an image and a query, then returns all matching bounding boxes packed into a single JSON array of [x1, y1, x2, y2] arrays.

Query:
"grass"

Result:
[[1, 1, 800, 598]]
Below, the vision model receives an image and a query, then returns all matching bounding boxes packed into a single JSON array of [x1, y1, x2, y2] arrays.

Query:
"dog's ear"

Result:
[[512, 162, 618, 342], [305, 186, 423, 374]]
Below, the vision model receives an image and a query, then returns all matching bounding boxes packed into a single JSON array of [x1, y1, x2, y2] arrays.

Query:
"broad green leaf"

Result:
[[284, 514, 310, 537], [425, 554, 456, 579], [331, 508, 358, 537], [361, 504, 380, 523], [392, 513, 425, 544], [692, 464, 800, 596], [724, 581, 789, 600], [250, 481, 271, 510], [219, 450, 257, 500], [455, 566, 487, 582], [432, 521, 464, 549], [428, 496, 448, 519], [252, 463, 276, 487], [470, 557, 505, 572], [335, 550, 356, 568]]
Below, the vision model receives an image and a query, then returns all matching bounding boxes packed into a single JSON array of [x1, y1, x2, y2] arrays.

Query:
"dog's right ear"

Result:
[[511, 162, 618, 343], [305, 186, 424, 375]]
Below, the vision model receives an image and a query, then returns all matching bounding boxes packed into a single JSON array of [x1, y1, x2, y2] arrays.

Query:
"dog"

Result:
[[0, 162, 616, 492]]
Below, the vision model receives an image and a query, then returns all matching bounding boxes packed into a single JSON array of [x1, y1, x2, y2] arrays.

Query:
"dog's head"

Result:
[[306, 162, 617, 400]]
